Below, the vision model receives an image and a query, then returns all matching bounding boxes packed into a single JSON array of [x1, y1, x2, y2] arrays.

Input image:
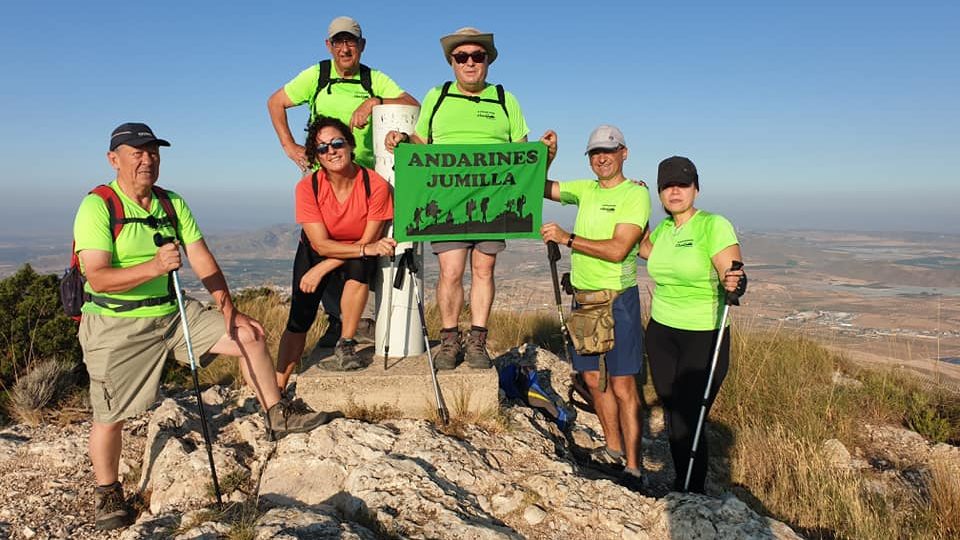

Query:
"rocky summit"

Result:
[[0, 346, 803, 539]]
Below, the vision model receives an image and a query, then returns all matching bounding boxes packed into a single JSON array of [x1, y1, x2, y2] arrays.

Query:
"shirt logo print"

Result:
[[674, 239, 694, 248]]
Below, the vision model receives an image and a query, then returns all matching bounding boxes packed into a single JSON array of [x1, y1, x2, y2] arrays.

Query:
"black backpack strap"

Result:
[[427, 82, 454, 144], [311, 170, 320, 201], [358, 64, 375, 97], [494, 84, 511, 142], [427, 82, 512, 143], [310, 60, 333, 122], [361, 166, 370, 198]]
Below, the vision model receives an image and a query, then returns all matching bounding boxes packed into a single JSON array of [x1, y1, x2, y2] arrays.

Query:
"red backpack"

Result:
[[60, 184, 179, 321]]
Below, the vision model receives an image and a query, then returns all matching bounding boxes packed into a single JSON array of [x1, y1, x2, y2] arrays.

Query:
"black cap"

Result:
[[657, 156, 699, 192], [109, 122, 171, 151]]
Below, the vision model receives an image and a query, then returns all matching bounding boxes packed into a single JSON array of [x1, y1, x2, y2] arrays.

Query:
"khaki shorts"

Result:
[[431, 240, 506, 255], [78, 298, 225, 424]]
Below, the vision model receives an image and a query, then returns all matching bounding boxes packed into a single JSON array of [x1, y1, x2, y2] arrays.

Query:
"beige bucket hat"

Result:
[[440, 27, 498, 64]]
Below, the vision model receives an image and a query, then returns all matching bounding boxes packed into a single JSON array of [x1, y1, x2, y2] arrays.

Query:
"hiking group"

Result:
[[70, 15, 747, 531]]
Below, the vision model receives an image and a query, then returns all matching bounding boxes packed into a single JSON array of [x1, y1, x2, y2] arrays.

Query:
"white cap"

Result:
[[585, 125, 626, 154]]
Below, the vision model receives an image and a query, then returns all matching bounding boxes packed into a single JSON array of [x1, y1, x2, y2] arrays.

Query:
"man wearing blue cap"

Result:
[[74, 123, 335, 530]]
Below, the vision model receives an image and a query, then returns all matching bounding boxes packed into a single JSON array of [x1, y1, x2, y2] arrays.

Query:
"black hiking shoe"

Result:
[[464, 327, 492, 369], [94, 481, 135, 530], [265, 398, 342, 441], [620, 467, 644, 492], [434, 328, 461, 370], [316, 316, 343, 348]]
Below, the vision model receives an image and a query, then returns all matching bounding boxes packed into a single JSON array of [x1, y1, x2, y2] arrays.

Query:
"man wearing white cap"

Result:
[[386, 27, 552, 370], [268, 16, 417, 351], [540, 125, 650, 489]]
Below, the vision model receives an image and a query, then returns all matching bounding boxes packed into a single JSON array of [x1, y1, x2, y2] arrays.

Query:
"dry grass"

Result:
[[7, 358, 74, 425], [927, 459, 960, 539], [343, 400, 405, 423]]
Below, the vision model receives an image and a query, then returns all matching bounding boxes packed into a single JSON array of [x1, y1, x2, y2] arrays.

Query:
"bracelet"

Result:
[[399, 132, 410, 143], [360, 244, 366, 258], [566, 234, 576, 248], [376, 96, 383, 105]]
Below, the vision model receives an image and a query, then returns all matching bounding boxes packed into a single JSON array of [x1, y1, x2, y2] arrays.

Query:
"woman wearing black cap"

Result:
[[638, 156, 746, 493]]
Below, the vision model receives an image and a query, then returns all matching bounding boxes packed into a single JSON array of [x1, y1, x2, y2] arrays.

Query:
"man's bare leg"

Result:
[[610, 374, 642, 470], [210, 326, 281, 410], [468, 250, 497, 327], [436, 249, 468, 329], [276, 331, 307, 390], [89, 421, 124, 486], [582, 370, 624, 454]]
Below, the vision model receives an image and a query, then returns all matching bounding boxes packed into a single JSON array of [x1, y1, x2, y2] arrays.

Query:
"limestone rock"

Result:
[[821, 438, 852, 469]]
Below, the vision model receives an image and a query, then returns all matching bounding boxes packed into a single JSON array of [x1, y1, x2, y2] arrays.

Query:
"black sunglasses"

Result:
[[451, 51, 487, 64], [317, 138, 347, 155]]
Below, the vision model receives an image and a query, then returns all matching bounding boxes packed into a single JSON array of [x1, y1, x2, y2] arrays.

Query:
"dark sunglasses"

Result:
[[451, 51, 487, 64], [317, 138, 347, 155]]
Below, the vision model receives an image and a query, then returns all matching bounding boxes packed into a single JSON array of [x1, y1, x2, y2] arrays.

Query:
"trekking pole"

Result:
[[382, 254, 396, 370], [683, 260, 743, 493], [395, 246, 449, 424], [546, 241, 573, 364], [154, 234, 223, 508]]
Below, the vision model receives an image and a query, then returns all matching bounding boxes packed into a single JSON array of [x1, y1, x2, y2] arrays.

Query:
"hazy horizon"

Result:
[[2, 2, 958, 236]]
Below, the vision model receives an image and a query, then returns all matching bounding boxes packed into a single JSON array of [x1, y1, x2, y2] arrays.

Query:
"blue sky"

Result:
[[1, 1, 958, 236]]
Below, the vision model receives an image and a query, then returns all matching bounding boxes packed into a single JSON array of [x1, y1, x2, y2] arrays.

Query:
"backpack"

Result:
[[309, 60, 376, 123], [426, 81, 510, 144], [499, 363, 572, 431], [60, 184, 179, 321]]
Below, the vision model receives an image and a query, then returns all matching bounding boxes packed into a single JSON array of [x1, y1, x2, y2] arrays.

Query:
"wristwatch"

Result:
[[566, 233, 576, 248]]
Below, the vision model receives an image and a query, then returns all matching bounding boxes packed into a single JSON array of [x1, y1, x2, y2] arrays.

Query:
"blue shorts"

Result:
[[570, 285, 645, 378]]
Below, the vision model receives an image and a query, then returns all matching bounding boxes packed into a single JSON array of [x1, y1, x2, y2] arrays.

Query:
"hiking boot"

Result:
[[94, 481, 135, 530], [620, 467, 644, 492], [354, 317, 376, 344], [265, 398, 342, 441], [434, 328, 461, 370], [332, 338, 364, 370], [590, 445, 626, 469], [316, 316, 342, 348], [464, 327, 492, 369]]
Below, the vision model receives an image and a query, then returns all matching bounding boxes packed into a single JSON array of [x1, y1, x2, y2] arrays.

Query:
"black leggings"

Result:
[[286, 239, 376, 334], [645, 318, 730, 493]]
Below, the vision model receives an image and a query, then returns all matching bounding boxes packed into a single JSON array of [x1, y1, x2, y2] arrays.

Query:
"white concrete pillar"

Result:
[[372, 104, 425, 359]]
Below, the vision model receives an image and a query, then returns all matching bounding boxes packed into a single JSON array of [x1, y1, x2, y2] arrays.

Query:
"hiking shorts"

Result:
[[431, 240, 506, 255], [570, 285, 645, 378], [286, 240, 377, 334], [78, 298, 225, 424]]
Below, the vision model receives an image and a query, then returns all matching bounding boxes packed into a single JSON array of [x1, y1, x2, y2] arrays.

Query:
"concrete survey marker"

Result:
[[294, 342, 499, 419]]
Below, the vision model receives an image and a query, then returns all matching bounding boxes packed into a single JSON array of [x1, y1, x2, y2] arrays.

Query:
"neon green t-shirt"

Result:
[[284, 64, 406, 168], [73, 181, 203, 318], [559, 179, 650, 291], [647, 210, 738, 331], [414, 83, 529, 144]]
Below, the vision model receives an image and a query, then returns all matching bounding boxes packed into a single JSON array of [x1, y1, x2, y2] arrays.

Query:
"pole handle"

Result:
[[547, 240, 561, 262], [725, 260, 744, 306]]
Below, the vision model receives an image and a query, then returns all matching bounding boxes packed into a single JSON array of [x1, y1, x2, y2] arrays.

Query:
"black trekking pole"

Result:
[[546, 241, 573, 364], [394, 246, 449, 424], [381, 254, 396, 370], [683, 260, 743, 493], [154, 234, 223, 508]]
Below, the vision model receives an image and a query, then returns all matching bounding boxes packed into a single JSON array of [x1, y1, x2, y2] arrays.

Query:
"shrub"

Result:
[[0, 265, 82, 387]]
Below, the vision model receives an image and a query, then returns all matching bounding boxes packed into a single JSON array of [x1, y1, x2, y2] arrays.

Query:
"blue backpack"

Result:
[[499, 363, 571, 431]]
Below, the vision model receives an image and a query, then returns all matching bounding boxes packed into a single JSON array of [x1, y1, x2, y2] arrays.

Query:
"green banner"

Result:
[[394, 142, 546, 242]]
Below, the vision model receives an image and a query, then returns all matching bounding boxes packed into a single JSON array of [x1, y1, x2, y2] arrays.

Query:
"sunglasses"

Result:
[[451, 51, 487, 64], [317, 138, 346, 155]]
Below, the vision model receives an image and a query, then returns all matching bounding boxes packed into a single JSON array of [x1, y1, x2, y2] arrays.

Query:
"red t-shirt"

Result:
[[295, 167, 393, 242]]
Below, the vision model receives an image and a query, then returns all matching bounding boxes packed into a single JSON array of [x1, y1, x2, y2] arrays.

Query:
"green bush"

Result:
[[0, 265, 82, 388]]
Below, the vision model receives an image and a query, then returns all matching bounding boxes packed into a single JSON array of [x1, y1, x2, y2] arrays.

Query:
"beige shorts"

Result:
[[78, 298, 225, 424]]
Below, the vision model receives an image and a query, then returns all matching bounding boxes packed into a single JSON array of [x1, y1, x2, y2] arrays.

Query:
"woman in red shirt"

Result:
[[276, 116, 396, 385]]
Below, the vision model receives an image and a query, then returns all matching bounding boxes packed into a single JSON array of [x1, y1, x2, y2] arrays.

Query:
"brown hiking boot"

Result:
[[331, 338, 364, 370], [265, 398, 342, 441], [464, 328, 492, 369], [434, 328, 461, 370], [94, 481, 135, 530]]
